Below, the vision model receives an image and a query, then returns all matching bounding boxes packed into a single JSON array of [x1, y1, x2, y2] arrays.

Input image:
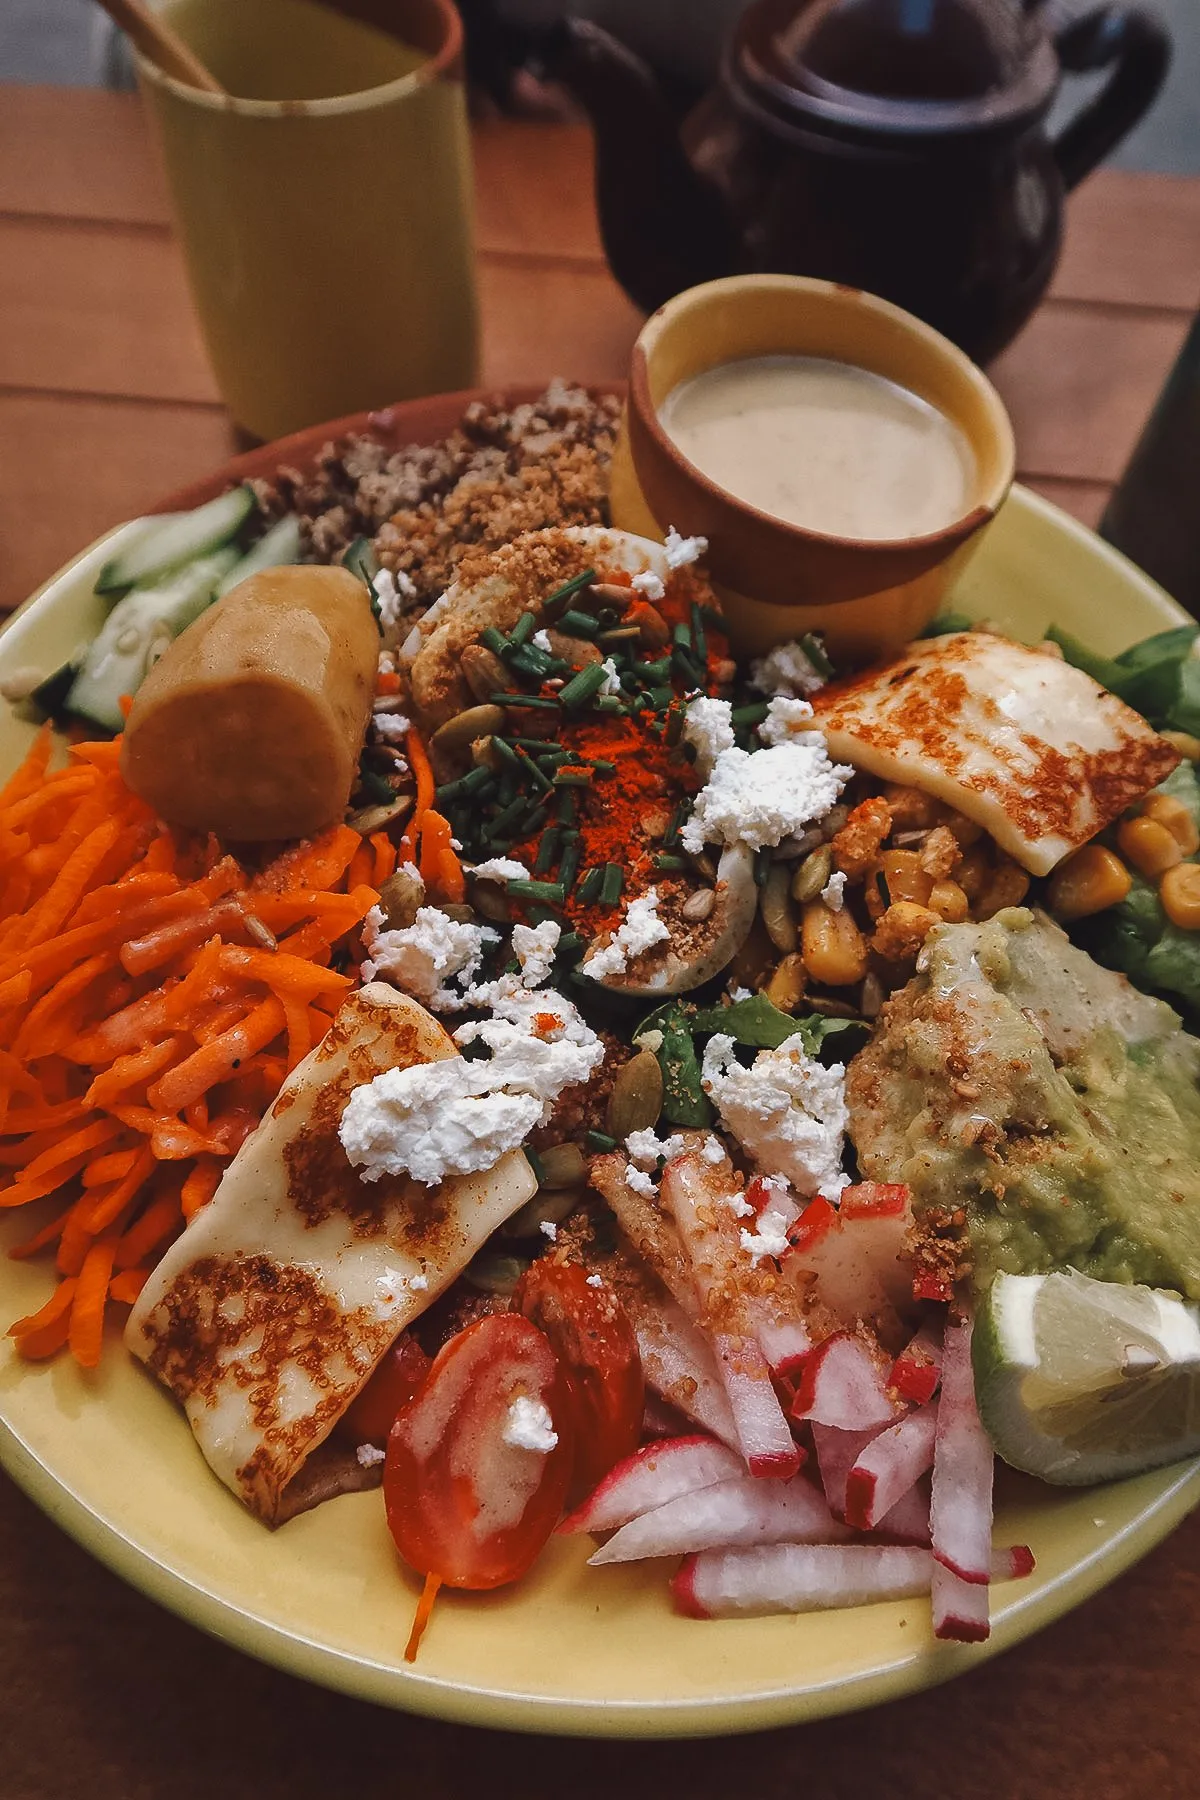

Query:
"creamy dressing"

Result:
[[659, 355, 975, 542]]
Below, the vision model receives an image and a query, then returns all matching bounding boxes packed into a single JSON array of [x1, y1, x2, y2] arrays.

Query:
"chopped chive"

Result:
[[754, 847, 772, 887], [534, 826, 561, 876], [516, 747, 552, 794], [491, 734, 521, 767], [489, 692, 561, 711], [663, 800, 690, 850], [587, 1129, 618, 1153], [555, 786, 578, 824], [690, 603, 707, 660], [359, 768, 395, 804], [577, 866, 604, 905], [553, 769, 594, 788], [487, 797, 527, 838], [698, 603, 726, 632], [481, 626, 510, 657], [588, 759, 616, 777], [556, 931, 583, 958], [654, 852, 687, 871], [510, 611, 537, 647], [600, 863, 624, 906], [496, 767, 519, 806], [525, 1147, 547, 1184], [513, 737, 562, 753], [525, 903, 564, 927], [558, 835, 583, 891], [672, 621, 693, 651], [508, 644, 556, 681], [645, 685, 674, 710], [671, 647, 705, 688], [665, 703, 684, 747], [876, 869, 891, 909], [521, 799, 551, 836], [731, 701, 770, 726], [535, 749, 571, 772], [595, 694, 627, 714], [559, 662, 610, 711], [800, 631, 834, 678], [435, 765, 493, 805], [558, 608, 601, 638], [634, 657, 671, 682], [506, 879, 566, 903], [542, 568, 597, 615]]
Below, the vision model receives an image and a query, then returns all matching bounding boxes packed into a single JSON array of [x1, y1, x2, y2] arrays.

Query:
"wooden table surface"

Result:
[[2, 83, 1200, 1799]]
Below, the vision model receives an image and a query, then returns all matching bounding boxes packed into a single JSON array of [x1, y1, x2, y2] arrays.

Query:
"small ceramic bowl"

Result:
[[610, 273, 1015, 660]]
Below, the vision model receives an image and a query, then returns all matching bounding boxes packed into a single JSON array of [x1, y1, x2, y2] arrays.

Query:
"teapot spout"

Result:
[[542, 20, 737, 314]]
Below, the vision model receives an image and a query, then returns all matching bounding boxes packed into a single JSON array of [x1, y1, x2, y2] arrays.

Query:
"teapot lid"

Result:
[[734, 0, 1060, 139]]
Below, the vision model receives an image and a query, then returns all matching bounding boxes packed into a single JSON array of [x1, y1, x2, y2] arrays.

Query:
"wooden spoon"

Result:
[[94, 0, 226, 93]]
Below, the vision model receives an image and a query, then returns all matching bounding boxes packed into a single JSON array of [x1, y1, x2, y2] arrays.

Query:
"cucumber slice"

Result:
[[215, 513, 304, 597], [342, 535, 380, 585], [95, 485, 257, 597], [67, 545, 240, 731]]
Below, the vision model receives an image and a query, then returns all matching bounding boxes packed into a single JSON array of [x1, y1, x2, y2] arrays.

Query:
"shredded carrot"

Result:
[[401, 727, 436, 863], [418, 809, 466, 904], [0, 732, 388, 1366], [405, 1572, 443, 1663]]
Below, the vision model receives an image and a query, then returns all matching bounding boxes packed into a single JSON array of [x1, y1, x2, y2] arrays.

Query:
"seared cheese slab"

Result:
[[126, 983, 536, 1523], [812, 632, 1179, 875]]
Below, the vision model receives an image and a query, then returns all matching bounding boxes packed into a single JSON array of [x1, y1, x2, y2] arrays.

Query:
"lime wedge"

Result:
[[973, 1270, 1200, 1485]]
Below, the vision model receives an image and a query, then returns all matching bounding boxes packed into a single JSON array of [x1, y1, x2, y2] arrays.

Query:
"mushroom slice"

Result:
[[589, 844, 758, 997], [409, 526, 672, 729]]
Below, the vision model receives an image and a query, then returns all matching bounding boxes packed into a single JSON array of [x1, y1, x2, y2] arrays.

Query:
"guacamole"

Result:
[[846, 909, 1200, 1300]]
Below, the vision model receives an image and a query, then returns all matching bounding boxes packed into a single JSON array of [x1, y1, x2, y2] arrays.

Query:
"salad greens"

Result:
[[1048, 624, 1200, 738]]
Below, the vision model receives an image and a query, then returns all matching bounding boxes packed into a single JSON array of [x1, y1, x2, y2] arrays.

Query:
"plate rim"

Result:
[[2, 390, 1198, 1736]]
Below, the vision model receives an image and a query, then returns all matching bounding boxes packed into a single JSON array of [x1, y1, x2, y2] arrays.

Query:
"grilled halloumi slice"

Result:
[[812, 632, 1179, 875], [126, 983, 535, 1523]]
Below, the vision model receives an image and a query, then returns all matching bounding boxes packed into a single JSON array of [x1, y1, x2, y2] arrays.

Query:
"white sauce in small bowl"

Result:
[[659, 354, 976, 542]]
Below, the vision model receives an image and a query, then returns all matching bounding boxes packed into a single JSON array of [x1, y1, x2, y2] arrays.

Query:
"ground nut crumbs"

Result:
[[252, 381, 621, 615]]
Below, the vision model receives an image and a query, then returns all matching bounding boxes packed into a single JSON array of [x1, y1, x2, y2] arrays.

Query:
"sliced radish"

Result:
[[994, 1544, 1036, 1580], [811, 1421, 887, 1518], [844, 1401, 939, 1532], [589, 1472, 844, 1564], [673, 1543, 933, 1620], [784, 1186, 916, 1328], [660, 1153, 803, 1477], [755, 1316, 812, 1376], [630, 1294, 740, 1449], [929, 1314, 994, 1586], [888, 1322, 944, 1406], [558, 1436, 743, 1535], [839, 1182, 912, 1218], [870, 1479, 931, 1546], [932, 1561, 990, 1642], [642, 1393, 691, 1439], [791, 1331, 901, 1432]]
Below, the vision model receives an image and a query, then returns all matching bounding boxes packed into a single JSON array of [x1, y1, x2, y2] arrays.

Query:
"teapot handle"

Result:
[[1050, 4, 1171, 191]]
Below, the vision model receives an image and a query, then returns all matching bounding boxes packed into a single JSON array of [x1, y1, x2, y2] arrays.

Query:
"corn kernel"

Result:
[[878, 848, 934, 907], [1047, 845, 1132, 921], [1161, 730, 1200, 761], [953, 844, 991, 902], [927, 878, 970, 922], [1117, 814, 1184, 879], [1143, 793, 1200, 857], [764, 952, 807, 1013], [801, 900, 868, 986], [1160, 862, 1200, 930], [976, 857, 1031, 920]]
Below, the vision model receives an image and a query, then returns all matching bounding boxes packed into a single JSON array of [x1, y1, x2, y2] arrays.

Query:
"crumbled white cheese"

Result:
[[373, 566, 416, 634], [729, 986, 753, 1003], [821, 870, 848, 912], [582, 888, 670, 980], [362, 904, 498, 1011], [586, 1273, 604, 1287], [540, 1219, 558, 1241], [599, 656, 622, 696], [340, 982, 603, 1186], [356, 1443, 387, 1469], [664, 526, 708, 569], [372, 711, 411, 744], [683, 695, 735, 777], [625, 1165, 658, 1198], [532, 627, 553, 651], [702, 1134, 726, 1165], [503, 1396, 558, 1454], [750, 639, 826, 698], [470, 856, 530, 883], [680, 742, 851, 855], [722, 1188, 755, 1219], [512, 919, 561, 989], [631, 568, 666, 601], [625, 1126, 686, 1169], [701, 1032, 848, 1199], [757, 695, 817, 746], [410, 1272, 428, 1291], [633, 1028, 664, 1053], [740, 1209, 793, 1265]]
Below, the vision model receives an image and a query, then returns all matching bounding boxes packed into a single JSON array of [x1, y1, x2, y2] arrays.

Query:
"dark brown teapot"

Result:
[[543, 0, 1170, 362]]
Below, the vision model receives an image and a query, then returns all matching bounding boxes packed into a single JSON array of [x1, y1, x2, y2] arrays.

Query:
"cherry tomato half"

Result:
[[385, 1312, 573, 1615], [335, 1332, 432, 1449], [514, 1260, 644, 1505]]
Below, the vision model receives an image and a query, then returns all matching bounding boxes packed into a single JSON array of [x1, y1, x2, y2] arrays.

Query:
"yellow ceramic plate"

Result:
[[1, 483, 1199, 1738]]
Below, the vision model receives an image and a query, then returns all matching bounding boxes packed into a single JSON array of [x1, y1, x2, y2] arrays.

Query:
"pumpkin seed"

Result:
[[627, 602, 670, 649], [606, 1049, 664, 1140], [535, 1141, 587, 1189], [469, 877, 511, 923], [459, 642, 509, 702], [687, 848, 718, 883], [820, 805, 849, 840], [860, 972, 885, 1018], [463, 1252, 529, 1295], [760, 864, 797, 952], [501, 1184, 586, 1240], [347, 794, 412, 835], [681, 886, 715, 922], [377, 864, 425, 930], [764, 952, 807, 1013], [432, 703, 506, 762], [438, 902, 477, 925], [791, 844, 832, 904], [544, 629, 602, 667], [588, 582, 635, 610]]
